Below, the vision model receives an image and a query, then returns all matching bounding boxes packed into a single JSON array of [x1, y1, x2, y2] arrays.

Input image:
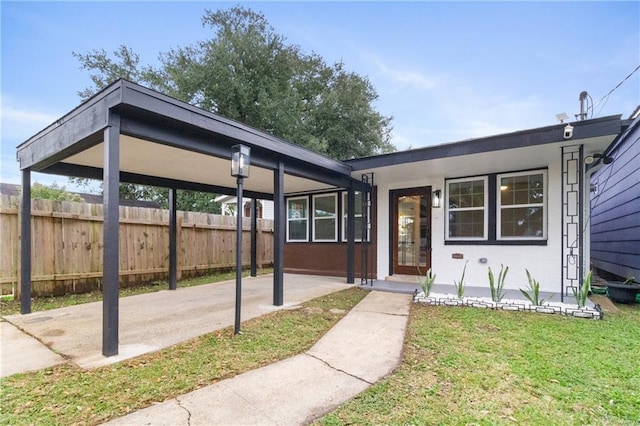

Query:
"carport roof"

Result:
[[16, 79, 357, 199]]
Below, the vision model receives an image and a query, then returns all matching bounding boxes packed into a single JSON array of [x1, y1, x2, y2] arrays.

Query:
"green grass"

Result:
[[318, 303, 640, 425], [0, 269, 272, 316], [0, 287, 367, 425]]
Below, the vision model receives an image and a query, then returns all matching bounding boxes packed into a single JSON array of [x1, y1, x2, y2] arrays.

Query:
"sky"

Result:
[[1, 1, 639, 190]]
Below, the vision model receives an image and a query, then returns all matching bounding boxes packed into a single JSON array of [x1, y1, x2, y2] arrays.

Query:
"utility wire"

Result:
[[591, 64, 640, 117]]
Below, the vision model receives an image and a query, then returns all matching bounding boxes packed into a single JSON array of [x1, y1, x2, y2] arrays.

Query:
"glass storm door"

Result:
[[392, 187, 432, 275]]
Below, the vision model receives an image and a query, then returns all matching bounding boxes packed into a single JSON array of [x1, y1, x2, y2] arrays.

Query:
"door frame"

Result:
[[389, 186, 433, 276]]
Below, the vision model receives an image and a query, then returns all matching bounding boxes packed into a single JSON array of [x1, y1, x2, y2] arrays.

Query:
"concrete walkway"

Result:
[[2, 274, 350, 374], [104, 290, 411, 425]]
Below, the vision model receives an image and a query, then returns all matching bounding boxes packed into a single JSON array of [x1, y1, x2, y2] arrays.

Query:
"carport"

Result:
[[16, 79, 362, 357]]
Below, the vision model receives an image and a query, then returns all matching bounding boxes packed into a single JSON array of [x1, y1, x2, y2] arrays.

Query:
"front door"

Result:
[[392, 187, 432, 275]]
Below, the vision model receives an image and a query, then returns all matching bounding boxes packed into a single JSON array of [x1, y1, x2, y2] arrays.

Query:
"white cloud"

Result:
[[368, 55, 436, 91], [1, 96, 60, 141]]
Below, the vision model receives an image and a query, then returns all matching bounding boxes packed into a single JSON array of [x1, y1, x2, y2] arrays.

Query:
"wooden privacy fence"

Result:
[[0, 195, 274, 297]]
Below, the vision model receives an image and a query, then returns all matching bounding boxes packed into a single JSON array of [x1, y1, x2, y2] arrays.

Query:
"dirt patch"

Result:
[[589, 294, 619, 313]]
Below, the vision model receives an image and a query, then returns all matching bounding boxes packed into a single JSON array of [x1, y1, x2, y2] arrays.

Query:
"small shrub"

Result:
[[520, 269, 548, 306], [573, 270, 592, 308], [417, 268, 436, 297], [454, 261, 468, 299], [488, 264, 509, 302]]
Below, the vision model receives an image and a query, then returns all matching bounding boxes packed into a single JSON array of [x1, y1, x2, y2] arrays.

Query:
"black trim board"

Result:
[[42, 162, 275, 200], [347, 115, 622, 171]]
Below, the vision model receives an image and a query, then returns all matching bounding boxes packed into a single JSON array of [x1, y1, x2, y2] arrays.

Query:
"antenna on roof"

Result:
[[576, 91, 589, 121]]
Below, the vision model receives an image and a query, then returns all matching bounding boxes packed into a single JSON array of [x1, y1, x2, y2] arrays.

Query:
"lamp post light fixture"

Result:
[[231, 144, 251, 334], [432, 189, 442, 208]]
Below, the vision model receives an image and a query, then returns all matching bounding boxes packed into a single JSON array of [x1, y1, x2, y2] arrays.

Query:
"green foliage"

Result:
[[319, 304, 640, 424], [520, 269, 548, 306], [29, 182, 83, 202], [417, 268, 436, 297], [453, 261, 468, 299], [71, 6, 395, 212], [573, 270, 592, 308], [488, 264, 508, 302], [73, 5, 394, 160], [66, 178, 222, 214]]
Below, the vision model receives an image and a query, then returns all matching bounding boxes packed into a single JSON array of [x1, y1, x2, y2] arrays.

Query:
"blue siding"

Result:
[[590, 116, 640, 281]]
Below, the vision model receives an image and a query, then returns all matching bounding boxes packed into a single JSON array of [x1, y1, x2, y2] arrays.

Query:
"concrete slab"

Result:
[[106, 355, 369, 426], [0, 321, 65, 377], [105, 290, 410, 425], [308, 292, 410, 384], [2, 274, 349, 373]]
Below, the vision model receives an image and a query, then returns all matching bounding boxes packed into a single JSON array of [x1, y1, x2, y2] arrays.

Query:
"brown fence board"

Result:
[[0, 196, 273, 296]]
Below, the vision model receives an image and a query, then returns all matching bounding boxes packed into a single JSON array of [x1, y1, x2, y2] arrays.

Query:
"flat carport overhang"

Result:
[[16, 79, 363, 357]]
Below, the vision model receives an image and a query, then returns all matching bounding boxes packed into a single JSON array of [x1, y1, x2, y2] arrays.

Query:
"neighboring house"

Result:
[[215, 194, 274, 219], [589, 107, 640, 282]]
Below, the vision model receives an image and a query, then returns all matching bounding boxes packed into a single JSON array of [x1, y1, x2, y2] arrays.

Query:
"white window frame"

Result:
[[341, 191, 368, 242], [497, 170, 547, 240], [445, 176, 488, 241], [313, 193, 338, 242], [286, 196, 308, 242]]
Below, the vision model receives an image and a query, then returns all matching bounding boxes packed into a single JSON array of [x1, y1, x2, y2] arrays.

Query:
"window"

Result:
[[287, 197, 308, 241], [341, 191, 367, 242], [446, 177, 488, 240], [313, 194, 337, 241], [498, 171, 546, 239]]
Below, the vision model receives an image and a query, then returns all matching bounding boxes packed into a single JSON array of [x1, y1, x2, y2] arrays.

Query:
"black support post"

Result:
[[168, 187, 177, 290], [20, 168, 32, 314], [346, 186, 356, 284], [250, 198, 258, 277], [273, 162, 285, 306], [234, 177, 244, 334], [103, 113, 120, 357]]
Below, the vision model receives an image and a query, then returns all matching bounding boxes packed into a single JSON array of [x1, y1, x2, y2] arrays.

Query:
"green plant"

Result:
[[453, 262, 468, 299], [573, 270, 592, 308], [520, 269, 548, 306], [624, 275, 636, 285], [417, 268, 436, 297], [488, 264, 509, 302]]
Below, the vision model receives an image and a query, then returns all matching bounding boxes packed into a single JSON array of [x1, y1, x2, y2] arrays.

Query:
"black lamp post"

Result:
[[231, 144, 250, 334]]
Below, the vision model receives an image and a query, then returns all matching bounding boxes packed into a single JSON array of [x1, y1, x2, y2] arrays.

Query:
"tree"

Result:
[[72, 5, 395, 210], [29, 182, 84, 202]]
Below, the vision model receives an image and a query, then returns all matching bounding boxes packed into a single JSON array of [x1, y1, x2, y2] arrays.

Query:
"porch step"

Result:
[[385, 274, 419, 283]]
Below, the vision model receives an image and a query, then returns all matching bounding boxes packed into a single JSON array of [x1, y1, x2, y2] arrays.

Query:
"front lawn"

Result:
[[319, 303, 640, 425], [0, 287, 367, 425]]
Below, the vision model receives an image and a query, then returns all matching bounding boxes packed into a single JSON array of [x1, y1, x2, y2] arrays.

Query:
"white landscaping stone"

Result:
[[413, 291, 602, 320]]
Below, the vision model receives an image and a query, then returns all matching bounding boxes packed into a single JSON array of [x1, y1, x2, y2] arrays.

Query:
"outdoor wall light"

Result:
[[432, 189, 442, 208], [584, 153, 613, 165], [231, 144, 251, 178], [230, 144, 251, 335]]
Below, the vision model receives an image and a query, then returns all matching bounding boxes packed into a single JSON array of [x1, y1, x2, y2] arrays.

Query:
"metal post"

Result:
[[168, 187, 177, 290], [235, 176, 244, 334], [103, 113, 120, 356], [250, 198, 257, 277], [273, 162, 284, 306], [346, 185, 356, 284], [20, 168, 32, 314]]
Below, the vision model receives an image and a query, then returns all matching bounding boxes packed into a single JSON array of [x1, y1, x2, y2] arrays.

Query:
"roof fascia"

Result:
[[119, 116, 351, 189], [16, 81, 124, 171], [347, 115, 623, 171], [116, 80, 352, 176]]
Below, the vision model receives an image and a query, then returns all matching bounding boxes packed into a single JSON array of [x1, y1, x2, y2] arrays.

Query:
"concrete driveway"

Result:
[[2, 274, 349, 374]]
